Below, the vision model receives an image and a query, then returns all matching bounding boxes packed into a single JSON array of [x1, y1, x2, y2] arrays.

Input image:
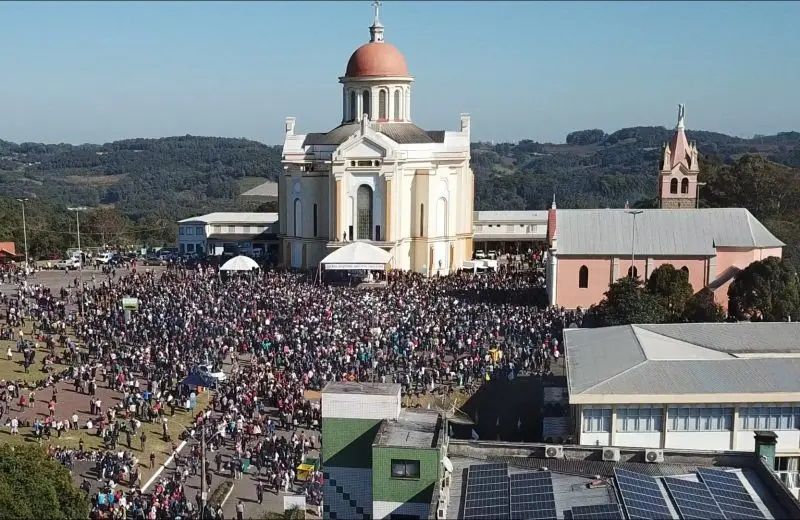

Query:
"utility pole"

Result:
[[626, 210, 643, 278], [15, 198, 29, 268], [201, 426, 207, 519], [68, 207, 88, 315]]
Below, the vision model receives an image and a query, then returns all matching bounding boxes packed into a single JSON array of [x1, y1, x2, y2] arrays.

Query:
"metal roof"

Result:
[[555, 208, 783, 256], [241, 181, 278, 197], [565, 323, 800, 398], [303, 122, 445, 146], [474, 210, 548, 223], [179, 212, 279, 225]]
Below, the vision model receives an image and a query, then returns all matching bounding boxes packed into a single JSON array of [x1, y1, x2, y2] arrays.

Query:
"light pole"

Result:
[[15, 198, 29, 268], [180, 419, 222, 519], [68, 207, 88, 315], [626, 210, 643, 279]]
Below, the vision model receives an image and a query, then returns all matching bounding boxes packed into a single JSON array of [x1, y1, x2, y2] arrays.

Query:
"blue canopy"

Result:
[[181, 371, 216, 388]]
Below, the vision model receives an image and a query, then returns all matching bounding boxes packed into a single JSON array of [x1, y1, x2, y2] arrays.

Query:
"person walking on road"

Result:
[[236, 500, 244, 520], [256, 481, 264, 504]]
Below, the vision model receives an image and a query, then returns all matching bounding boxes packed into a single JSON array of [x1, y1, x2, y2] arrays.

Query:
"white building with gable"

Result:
[[278, 4, 474, 274]]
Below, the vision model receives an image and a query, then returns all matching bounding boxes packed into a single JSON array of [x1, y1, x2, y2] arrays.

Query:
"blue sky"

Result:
[[1, 1, 798, 145]]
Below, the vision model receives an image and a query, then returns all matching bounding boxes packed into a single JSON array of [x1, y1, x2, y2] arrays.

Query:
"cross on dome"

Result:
[[370, 0, 385, 42]]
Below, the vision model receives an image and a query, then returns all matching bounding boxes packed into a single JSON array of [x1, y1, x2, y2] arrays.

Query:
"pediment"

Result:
[[335, 131, 396, 161]]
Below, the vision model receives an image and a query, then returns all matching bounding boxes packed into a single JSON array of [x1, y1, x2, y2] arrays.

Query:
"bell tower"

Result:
[[658, 104, 700, 209]]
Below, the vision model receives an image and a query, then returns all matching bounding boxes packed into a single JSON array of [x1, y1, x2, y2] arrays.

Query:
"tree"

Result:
[[683, 288, 725, 322], [728, 257, 800, 321], [263, 506, 305, 520], [646, 264, 695, 320], [589, 276, 667, 326], [0, 445, 90, 520]]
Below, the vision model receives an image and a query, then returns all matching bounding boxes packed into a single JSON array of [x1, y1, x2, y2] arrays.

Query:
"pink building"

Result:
[[545, 207, 783, 309], [545, 105, 784, 310]]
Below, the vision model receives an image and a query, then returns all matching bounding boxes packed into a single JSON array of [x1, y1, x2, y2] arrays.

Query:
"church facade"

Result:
[[278, 7, 474, 274]]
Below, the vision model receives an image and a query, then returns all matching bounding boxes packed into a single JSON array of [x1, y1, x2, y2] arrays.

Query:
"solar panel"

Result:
[[697, 468, 765, 519], [570, 504, 625, 520], [614, 468, 675, 520], [663, 477, 725, 520], [463, 464, 510, 519], [510, 471, 557, 520]]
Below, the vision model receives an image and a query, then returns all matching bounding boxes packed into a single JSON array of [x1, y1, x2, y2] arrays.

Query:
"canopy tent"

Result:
[[181, 371, 216, 388], [220, 255, 259, 271], [319, 242, 393, 271]]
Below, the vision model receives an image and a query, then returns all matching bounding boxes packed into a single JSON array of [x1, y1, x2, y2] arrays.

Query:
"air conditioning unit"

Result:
[[602, 447, 621, 462], [645, 449, 664, 463], [544, 445, 564, 459]]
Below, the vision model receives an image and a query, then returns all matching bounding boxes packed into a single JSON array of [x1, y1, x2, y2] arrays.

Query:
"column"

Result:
[[610, 405, 618, 446], [384, 176, 393, 242], [660, 405, 668, 449], [707, 255, 718, 286], [335, 176, 343, 241], [646, 258, 654, 280], [731, 406, 740, 451], [611, 257, 620, 281]]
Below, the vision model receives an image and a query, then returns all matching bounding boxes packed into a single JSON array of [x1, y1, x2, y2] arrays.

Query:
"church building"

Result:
[[545, 106, 784, 310], [278, 4, 474, 274]]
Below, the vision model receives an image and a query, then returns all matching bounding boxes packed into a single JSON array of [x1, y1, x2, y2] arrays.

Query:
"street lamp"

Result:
[[626, 210, 643, 279], [68, 207, 88, 315], [15, 198, 29, 268]]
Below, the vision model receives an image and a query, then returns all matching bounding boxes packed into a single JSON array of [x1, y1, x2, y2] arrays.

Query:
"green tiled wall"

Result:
[[322, 417, 382, 468], [371, 446, 440, 504]]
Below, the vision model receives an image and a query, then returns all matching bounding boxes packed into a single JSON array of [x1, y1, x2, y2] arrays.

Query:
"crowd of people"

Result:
[[0, 258, 580, 519]]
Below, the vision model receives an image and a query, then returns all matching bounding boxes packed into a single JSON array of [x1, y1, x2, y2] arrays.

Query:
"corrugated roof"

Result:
[[178, 212, 279, 224], [302, 122, 445, 146], [566, 323, 800, 397], [474, 211, 548, 223], [555, 208, 783, 256]]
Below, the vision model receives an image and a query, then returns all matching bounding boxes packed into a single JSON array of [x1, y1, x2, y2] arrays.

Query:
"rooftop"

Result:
[[474, 210, 548, 223], [565, 323, 800, 402], [178, 212, 279, 225], [241, 181, 278, 198], [321, 381, 400, 396], [303, 122, 445, 147], [444, 441, 799, 520], [554, 208, 783, 256], [375, 408, 441, 449]]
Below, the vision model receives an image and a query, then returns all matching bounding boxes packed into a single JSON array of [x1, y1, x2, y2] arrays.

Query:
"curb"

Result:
[[141, 439, 187, 492]]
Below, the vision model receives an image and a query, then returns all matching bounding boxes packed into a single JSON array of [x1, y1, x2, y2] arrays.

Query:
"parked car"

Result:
[[142, 255, 167, 266], [95, 252, 115, 265], [56, 257, 81, 270], [197, 364, 227, 382]]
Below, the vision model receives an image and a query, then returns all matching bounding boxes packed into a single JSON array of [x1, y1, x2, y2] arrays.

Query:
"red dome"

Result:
[[345, 42, 409, 78]]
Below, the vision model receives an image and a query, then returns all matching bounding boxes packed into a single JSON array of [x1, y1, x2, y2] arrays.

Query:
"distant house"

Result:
[[0, 242, 18, 263], [177, 212, 279, 259]]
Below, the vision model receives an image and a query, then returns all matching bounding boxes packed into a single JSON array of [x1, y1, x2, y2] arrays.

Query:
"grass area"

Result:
[[0, 323, 58, 384], [64, 173, 127, 186]]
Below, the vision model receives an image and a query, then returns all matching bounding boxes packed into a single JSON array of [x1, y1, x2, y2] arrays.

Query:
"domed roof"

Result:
[[345, 42, 410, 78]]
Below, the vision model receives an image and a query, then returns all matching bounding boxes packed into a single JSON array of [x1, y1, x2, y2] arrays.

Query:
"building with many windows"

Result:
[[278, 5, 474, 274], [177, 212, 279, 258], [565, 322, 800, 497]]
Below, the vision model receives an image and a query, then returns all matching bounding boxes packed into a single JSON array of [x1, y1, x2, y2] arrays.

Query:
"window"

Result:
[[391, 459, 420, 479], [670, 178, 678, 194], [313, 204, 318, 237], [179, 227, 185, 235], [349, 90, 357, 121], [379, 89, 387, 120], [583, 408, 611, 433], [419, 203, 425, 237], [681, 178, 689, 194], [186, 227, 193, 235], [362, 90, 371, 119], [680, 266, 689, 278], [668, 407, 734, 431], [627, 266, 638, 278], [187, 243, 195, 253], [196, 226, 203, 236], [617, 407, 663, 432], [357, 160, 373, 167], [394, 89, 401, 120], [578, 265, 589, 288], [179, 243, 185, 253], [356, 185, 373, 240], [739, 405, 800, 430]]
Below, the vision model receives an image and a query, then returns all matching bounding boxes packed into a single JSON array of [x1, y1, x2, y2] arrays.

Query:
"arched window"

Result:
[[419, 203, 425, 237], [293, 198, 302, 237], [313, 203, 318, 237], [680, 266, 689, 277], [356, 185, 373, 240], [670, 178, 678, 194], [578, 265, 589, 288], [349, 91, 356, 121], [393, 89, 401, 120], [627, 266, 638, 279], [361, 90, 371, 119], [379, 89, 387, 120], [681, 177, 689, 194]]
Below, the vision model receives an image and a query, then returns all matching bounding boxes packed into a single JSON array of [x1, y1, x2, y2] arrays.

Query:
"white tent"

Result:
[[319, 242, 392, 271], [220, 255, 260, 271]]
